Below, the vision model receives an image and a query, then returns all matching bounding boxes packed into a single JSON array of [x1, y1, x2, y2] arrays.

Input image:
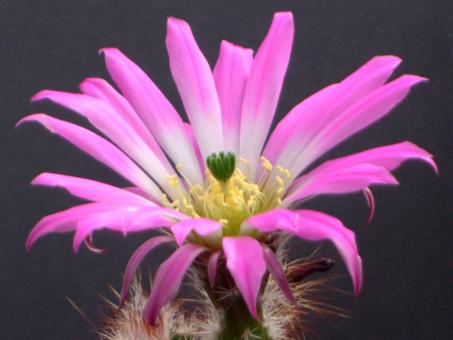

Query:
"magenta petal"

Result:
[[263, 55, 405, 181], [166, 17, 223, 159], [17, 114, 162, 199], [79, 77, 168, 164], [26, 203, 114, 251], [284, 163, 398, 204], [100, 48, 203, 186], [239, 12, 294, 177], [213, 40, 253, 154], [83, 234, 105, 254], [286, 141, 436, 203], [222, 236, 266, 319], [363, 188, 376, 228], [170, 218, 222, 246], [296, 75, 428, 172], [246, 208, 362, 295], [143, 244, 207, 325], [72, 207, 179, 252], [119, 235, 173, 306], [262, 84, 338, 168], [32, 172, 152, 206], [262, 246, 296, 304], [31, 90, 178, 197], [207, 251, 221, 289], [305, 141, 437, 176]]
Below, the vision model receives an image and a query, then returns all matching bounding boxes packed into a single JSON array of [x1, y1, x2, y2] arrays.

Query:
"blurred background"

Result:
[[1, 0, 451, 339]]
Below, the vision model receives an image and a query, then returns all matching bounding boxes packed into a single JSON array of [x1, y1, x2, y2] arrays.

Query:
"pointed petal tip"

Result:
[[79, 77, 99, 89], [271, 11, 294, 32], [167, 16, 187, 26], [98, 47, 121, 58], [431, 159, 439, 174], [274, 11, 294, 19], [403, 74, 429, 84], [262, 246, 296, 304], [372, 55, 402, 67], [84, 236, 106, 254], [219, 40, 253, 55], [15, 113, 45, 128], [386, 172, 400, 185], [25, 236, 33, 252], [30, 89, 51, 102], [407, 141, 438, 173], [31, 172, 60, 186], [166, 17, 191, 36], [15, 117, 27, 128], [354, 255, 363, 296]]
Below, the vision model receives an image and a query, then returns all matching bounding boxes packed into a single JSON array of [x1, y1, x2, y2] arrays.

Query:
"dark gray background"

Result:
[[1, 0, 451, 339]]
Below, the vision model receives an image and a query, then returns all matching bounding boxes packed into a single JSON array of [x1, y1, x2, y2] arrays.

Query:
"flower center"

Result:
[[163, 154, 292, 236]]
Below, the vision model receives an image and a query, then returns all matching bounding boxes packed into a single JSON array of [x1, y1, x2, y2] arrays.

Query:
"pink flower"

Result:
[[19, 12, 436, 324]]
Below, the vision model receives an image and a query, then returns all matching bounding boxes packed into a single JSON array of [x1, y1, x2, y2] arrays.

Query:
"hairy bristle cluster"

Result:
[[98, 276, 221, 340], [98, 256, 342, 340], [262, 258, 347, 339]]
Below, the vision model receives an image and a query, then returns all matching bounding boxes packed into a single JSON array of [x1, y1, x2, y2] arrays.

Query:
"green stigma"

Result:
[[206, 151, 236, 182]]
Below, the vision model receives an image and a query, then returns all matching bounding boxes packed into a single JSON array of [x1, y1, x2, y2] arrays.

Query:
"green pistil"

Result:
[[206, 152, 236, 182]]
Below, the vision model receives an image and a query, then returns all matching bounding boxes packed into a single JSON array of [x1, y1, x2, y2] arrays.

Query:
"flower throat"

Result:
[[163, 152, 291, 236]]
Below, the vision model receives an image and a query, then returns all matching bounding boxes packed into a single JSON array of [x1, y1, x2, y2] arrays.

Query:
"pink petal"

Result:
[[246, 208, 362, 295], [293, 75, 428, 174], [79, 77, 171, 169], [32, 172, 153, 206], [26, 203, 182, 252], [17, 114, 162, 199], [286, 141, 436, 203], [222, 236, 266, 319], [363, 188, 376, 228], [207, 251, 221, 289], [84, 234, 105, 254], [263, 55, 402, 174], [263, 84, 338, 168], [166, 17, 223, 160], [26, 203, 120, 250], [72, 207, 176, 252], [183, 122, 205, 174], [171, 218, 222, 246], [213, 40, 253, 154], [100, 48, 203, 185], [284, 163, 398, 204], [119, 235, 173, 306], [144, 244, 207, 324], [32, 90, 179, 198], [239, 12, 294, 178], [262, 245, 296, 304]]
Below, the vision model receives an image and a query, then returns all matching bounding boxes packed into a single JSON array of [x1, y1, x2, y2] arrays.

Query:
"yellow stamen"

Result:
[[166, 159, 292, 237], [260, 156, 273, 171]]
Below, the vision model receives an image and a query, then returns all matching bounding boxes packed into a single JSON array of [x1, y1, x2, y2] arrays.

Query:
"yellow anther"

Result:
[[190, 184, 203, 194], [276, 165, 292, 179], [165, 159, 292, 237], [167, 175, 180, 188], [161, 193, 171, 207], [260, 156, 273, 171]]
